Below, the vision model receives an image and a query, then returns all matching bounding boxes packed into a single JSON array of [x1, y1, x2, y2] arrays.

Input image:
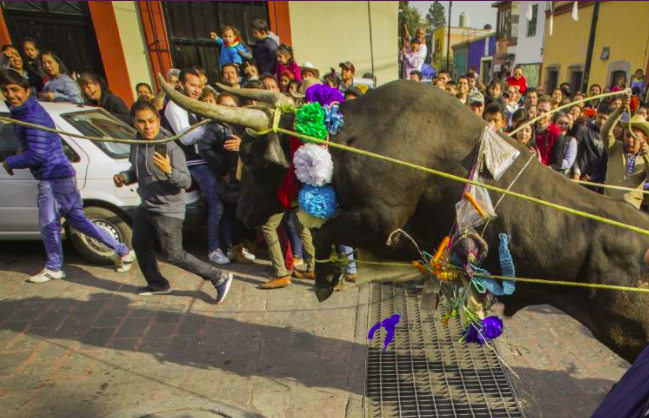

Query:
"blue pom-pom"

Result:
[[463, 316, 504, 345], [298, 185, 337, 219]]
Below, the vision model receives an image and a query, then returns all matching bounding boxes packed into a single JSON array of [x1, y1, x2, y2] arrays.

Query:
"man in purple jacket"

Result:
[[0, 69, 135, 283]]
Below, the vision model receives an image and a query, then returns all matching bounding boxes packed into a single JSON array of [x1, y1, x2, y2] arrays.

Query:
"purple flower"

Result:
[[463, 316, 504, 345], [305, 84, 344, 106]]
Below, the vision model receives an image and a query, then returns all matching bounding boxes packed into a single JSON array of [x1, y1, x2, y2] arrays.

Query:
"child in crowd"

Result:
[[250, 19, 277, 76], [22, 37, 45, 89], [275, 44, 301, 83], [210, 26, 251, 70], [279, 70, 294, 92]]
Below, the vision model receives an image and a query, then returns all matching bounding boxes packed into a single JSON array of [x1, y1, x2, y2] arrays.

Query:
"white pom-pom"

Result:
[[293, 144, 334, 187]]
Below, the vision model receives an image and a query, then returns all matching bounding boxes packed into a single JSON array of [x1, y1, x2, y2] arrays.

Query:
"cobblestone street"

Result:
[[0, 241, 631, 417]]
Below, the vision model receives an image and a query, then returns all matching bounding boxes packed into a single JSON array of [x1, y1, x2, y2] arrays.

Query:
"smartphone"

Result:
[[154, 143, 167, 158]]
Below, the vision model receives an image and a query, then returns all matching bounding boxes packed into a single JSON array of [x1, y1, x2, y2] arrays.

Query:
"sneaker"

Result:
[[293, 257, 304, 268], [240, 246, 256, 261], [228, 245, 255, 264], [209, 249, 231, 265], [136, 286, 172, 296], [28, 268, 66, 283], [112, 250, 136, 273], [214, 272, 234, 304]]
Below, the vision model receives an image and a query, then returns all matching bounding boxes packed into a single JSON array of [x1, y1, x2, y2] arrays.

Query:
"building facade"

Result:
[[541, 1, 649, 93], [452, 34, 497, 83], [0, 1, 398, 105], [432, 25, 493, 72], [492, 1, 519, 80], [514, 1, 547, 88]]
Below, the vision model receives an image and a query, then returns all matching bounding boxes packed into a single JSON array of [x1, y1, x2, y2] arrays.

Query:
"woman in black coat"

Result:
[[78, 72, 131, 125]]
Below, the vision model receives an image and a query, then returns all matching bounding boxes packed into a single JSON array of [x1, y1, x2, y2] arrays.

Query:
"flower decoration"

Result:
[[463, 316, 504, 345], [324, 104, 344, 135], [293, 144, 334, 187], [295, 102, 328, 140], [298, 184, 337, 219], [305, 84, 344, 106]]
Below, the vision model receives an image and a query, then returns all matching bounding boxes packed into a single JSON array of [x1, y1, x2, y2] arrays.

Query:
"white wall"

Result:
[[515, 1, 546, 64], [112, 1, 154, 95], [288, 1, 399, 85]]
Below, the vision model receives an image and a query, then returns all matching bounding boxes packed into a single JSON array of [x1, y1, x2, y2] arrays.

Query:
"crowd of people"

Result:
[[2, 17, 649, 302]]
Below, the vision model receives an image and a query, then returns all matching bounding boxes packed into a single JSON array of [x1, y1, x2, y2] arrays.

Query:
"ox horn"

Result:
[[156, 74, 271, 131], [215, 82, 289, 106]]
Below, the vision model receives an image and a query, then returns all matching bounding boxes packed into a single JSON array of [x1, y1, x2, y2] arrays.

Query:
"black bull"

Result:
[[235, 81, 649, 362]]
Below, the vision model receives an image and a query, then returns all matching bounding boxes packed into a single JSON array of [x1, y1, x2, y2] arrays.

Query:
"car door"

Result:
[[0, 116, 39, 237]]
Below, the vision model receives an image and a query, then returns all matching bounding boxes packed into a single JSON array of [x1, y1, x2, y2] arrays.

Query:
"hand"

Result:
[[641, 141, 649, 155], [572, 174, 580, 181], [210, 32, 218, 41], [224, 135, 241, 152], [153, 152, 172, 174], [16, 147, 24, 155], [38, 92, 55, 101], [583, 174, 591, 182], [222, 173, 231, 183], [113, 174, 126, 187], [622, 91, 632, 108], [2, 160, 14, 176]]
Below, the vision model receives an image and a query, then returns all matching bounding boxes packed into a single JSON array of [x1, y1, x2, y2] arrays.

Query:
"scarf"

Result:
[[225, 37, 240, 48]]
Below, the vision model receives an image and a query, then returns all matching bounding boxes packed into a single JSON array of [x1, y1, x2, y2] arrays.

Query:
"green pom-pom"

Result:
[[294, 102, 327, 141]]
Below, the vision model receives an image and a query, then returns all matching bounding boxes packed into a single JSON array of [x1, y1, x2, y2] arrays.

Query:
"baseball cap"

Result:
[[339, 61, 356, 73], [468, 91, 484, 105]]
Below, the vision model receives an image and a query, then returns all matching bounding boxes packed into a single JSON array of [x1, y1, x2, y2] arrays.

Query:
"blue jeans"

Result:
[[38, 178, 129, 271], [189, 165, 231, 252], [338, 245, 358, 275], [285, 212, 303, 259]]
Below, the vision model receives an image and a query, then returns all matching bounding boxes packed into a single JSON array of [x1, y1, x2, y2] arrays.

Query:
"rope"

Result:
[[261, 125, 649, 238], [509, 88, 631, 136], [572, 179, 649, 195], [0, 115, 211, 144], [317, 254, 649, 294]]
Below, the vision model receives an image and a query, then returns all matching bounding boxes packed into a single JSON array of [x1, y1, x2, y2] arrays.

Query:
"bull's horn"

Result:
[[156, 74, 271, 131], [290, 90, 305, 100], [215, 82, 289, 106]]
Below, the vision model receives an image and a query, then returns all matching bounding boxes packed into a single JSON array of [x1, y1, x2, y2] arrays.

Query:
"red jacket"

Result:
[[507, 75, 528, 95], [535, 122, 561, 166]]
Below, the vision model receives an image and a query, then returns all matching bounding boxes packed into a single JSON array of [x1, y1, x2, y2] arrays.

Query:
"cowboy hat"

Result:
[[621, 114, 649, 139], [300, 62, 320, 79]]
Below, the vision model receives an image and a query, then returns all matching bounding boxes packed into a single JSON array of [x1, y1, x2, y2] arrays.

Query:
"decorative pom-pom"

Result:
[[295, 102, 328, 140], [305, 84, 344, 106], [325, 104, 344, 135], [293, 144, 334, 187], [463, 316, 504, 345], [298, 184, 337, 219]]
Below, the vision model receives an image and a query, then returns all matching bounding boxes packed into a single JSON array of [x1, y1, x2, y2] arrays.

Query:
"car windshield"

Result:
[[61, 110, 135, 159]]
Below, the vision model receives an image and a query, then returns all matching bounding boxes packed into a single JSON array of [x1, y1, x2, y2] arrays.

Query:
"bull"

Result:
[[160, 79, 649, 363]]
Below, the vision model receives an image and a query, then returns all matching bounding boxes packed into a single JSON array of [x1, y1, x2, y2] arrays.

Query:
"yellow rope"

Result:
[[320, 255, 649, 293], [572, 179, 649, 195], [263, 126, 649, 238]]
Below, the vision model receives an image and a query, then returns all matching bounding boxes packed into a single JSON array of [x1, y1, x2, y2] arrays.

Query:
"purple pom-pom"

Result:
[[305, 84, 344, 106], [463, 316, 504, 345]]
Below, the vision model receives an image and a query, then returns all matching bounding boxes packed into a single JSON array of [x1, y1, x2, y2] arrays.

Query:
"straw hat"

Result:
[[622, 114, 649, 139]]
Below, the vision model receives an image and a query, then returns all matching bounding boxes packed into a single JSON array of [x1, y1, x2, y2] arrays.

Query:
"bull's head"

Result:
[[157, 75, 293, 228]]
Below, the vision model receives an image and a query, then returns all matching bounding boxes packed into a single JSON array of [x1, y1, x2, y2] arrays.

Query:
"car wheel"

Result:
[[70, 206, 132, 265]]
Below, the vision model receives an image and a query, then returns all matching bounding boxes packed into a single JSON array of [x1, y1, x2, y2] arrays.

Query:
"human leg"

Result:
[[132, 207, 170, 290], [260, 212, 291, 288]]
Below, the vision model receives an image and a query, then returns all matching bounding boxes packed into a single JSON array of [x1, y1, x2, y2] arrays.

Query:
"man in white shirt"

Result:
[[164, 68, 231, 265]]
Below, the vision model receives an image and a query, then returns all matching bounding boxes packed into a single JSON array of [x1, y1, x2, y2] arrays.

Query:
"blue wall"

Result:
[[467, 35, 496, 72]]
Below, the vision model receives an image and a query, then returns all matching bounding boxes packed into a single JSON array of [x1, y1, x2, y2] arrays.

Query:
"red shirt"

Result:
[[507, 75, 528, 95], [535, 122, 561, 166]]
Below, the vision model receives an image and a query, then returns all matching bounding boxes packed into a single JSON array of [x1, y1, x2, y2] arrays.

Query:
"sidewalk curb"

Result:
[[102, 397, 265, 418]]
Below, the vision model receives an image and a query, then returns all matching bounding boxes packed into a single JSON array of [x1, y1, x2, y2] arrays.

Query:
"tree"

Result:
[[426, 1, 447, 30], [399, 1, 424, 40]]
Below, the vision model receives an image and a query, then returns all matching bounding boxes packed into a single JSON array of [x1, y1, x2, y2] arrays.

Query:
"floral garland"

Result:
[[292, 84, 345, 219]]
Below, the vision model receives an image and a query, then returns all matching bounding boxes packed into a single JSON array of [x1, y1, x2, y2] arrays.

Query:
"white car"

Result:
[[0, 102, 205, 264]]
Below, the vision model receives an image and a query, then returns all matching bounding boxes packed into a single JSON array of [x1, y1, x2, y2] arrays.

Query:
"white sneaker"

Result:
[[28, 268, 66, 283], [241, 247, 256, 261], [209, 249, 231, 265], [112, 250, 136, 273]]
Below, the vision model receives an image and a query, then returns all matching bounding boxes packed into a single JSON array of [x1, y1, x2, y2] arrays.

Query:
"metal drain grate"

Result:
[[365, 282, 525, 418]]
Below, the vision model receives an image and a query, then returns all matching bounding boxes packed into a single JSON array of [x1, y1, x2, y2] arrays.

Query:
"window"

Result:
[[569, 66, 584, 93], [527, 5, 538, 37], [61, 110, 134, 159], [546, 67, 559, 91], [601, 47, 610, 61]]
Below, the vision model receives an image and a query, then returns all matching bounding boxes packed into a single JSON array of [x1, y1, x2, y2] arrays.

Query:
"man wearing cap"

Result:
[[338, 61, 355, 93], [301, 62, 320, 80], [468, 91, 485, 117], [602, 91, 649, 209]]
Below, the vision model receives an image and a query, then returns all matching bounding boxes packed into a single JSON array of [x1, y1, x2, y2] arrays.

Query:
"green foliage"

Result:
[[426, 1, 447, 30], [399, 1, 424, 39]]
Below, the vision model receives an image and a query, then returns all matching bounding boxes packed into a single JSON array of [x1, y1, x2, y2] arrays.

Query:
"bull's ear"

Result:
[[263, 134, 291, 168]]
